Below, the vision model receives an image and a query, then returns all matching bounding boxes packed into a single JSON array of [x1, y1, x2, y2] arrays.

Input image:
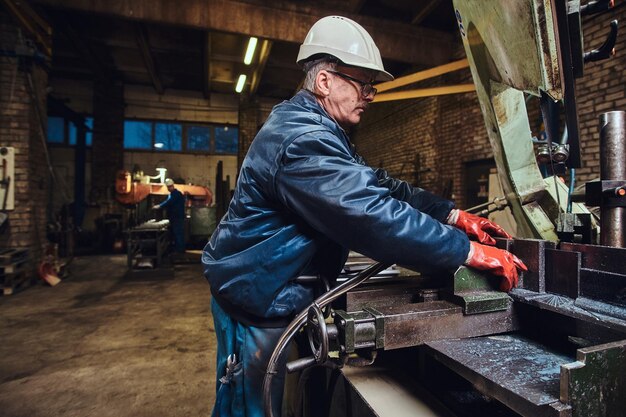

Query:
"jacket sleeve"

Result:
[[159, 193, 173, 209], [273, 132, 469, 270], [372, 167, 453, 223]]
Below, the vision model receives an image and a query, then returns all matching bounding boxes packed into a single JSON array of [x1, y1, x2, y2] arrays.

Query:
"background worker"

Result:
[[203, 15, 526, 417], [153, 178, 185, 254]]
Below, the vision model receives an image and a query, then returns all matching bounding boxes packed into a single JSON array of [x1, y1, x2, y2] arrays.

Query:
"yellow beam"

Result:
[[376, 58, 469, 93], [373, 84, 475, 103]]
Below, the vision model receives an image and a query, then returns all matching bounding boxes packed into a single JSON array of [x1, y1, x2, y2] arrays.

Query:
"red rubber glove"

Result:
[[450, 209, 512, 245], [465, 241, 528, 292]]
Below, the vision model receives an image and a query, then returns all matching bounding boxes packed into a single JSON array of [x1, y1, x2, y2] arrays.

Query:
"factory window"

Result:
[[214, 125, 238, 154], [124, 120, 153, 149], [47, 117, 65, 143], [68, 117, 94, 146], [187, 126, 211, 151], [123, 120, 238, 154], [154, 122, 182, 151], [47, 116, 93, 146]]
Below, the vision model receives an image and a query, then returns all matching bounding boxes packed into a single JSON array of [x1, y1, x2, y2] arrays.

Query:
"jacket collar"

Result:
[[291, 89, 353, 153]]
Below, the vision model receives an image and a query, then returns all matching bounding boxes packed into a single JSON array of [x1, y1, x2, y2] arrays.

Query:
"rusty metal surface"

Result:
[[557, 242, 626, 307], [510, 289, 626, 334], [560, 242, 626, 274], [426, 335, 574, 417], [579, 268, 626, 307], [560, 339, 626, 417], [344, 277, 443, 312], [377, 301, 518, 350], [545, 248, 581, 299], [507, 238, 556, 293]]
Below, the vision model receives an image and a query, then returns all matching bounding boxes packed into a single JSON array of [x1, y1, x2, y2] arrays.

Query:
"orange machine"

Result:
[[115, 170, 213, 206]]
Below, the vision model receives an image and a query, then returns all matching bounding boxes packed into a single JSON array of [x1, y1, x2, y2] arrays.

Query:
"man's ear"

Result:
[[315, 71, 332, 97]]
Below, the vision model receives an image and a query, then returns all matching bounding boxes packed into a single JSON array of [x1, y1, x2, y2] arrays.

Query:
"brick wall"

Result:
[[237, 96, 277, 171], [0, 11, 49, 262], [355, 6, 625, 209]]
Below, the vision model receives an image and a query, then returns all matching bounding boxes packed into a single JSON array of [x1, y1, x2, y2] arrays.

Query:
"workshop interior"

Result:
[[0, 1, 624, 417]]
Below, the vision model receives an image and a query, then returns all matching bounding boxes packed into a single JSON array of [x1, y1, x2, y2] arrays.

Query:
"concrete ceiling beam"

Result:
[[33, 0, 455, 65]]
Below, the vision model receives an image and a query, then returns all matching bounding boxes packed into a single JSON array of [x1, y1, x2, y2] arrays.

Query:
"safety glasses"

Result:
[[328, 70, 377, 98]]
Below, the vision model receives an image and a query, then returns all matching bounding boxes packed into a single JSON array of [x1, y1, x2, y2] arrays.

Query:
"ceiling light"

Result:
[[235, 74, 247, 93], [244, 37, 258, 65]]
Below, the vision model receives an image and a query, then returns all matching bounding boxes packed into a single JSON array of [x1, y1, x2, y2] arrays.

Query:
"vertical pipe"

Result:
[[599, 110, 626, 247], [74, 124, 86, 228]]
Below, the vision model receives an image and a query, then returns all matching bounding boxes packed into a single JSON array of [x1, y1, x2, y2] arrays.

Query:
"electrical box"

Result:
[[0, 147, 15, 211]]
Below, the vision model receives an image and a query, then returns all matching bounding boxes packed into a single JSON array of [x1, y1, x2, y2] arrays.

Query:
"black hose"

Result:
[[263, 261, 390, 417]]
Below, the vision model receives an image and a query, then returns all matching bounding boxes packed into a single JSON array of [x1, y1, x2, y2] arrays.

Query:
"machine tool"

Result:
[[264, 1, 625, 416]]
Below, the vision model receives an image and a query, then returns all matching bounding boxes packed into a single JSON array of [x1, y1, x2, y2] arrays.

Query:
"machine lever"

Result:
[[584, 20, 618, 63]]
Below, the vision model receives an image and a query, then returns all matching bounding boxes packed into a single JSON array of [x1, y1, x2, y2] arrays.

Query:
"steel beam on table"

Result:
[[371, 301, 518, 350], [504, 238, 556, 293], [544, 248, 581, 299], [560, 242, 626, 307]]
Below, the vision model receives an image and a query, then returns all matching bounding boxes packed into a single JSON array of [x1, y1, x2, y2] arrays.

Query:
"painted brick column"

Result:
[[0, 11, 50, 263], [238, 97, 261, 173], [91, 81, 124, 202]]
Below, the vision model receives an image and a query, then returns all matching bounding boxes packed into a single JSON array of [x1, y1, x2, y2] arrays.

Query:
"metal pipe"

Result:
[[263, 261, 391, 417], [599, 111, 626, 247]]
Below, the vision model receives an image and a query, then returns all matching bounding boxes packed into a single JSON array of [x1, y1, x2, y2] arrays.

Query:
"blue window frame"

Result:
[[214, 126, 238, 154], [155, 122, 182, 151], [69, 117, 94, 146], [124, 120, 153, 149], [48, 116, 93, 146], [187, 126, 211, 151], [47, 117, 65, 143], [123, 120, 238, 155]]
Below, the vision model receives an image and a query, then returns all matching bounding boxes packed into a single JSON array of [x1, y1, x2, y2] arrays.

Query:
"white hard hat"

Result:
[[297, 16, 393, 81], [164, 178, 174, 186]]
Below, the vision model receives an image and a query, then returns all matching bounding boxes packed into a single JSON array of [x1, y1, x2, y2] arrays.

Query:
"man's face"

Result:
[[167, 184, 175, 192], [318, 66, 376, 129]]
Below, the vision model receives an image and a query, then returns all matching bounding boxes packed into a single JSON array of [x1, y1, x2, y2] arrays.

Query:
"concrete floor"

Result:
[[0, 255, 216, 417]]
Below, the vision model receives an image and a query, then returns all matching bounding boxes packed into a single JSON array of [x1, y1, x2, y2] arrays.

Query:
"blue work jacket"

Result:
[[203, 90, 470, 327], [159, 188, 185, 220]]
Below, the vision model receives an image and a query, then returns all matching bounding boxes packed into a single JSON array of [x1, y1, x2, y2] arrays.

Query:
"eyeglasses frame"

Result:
[[327, 70, 377, 98]]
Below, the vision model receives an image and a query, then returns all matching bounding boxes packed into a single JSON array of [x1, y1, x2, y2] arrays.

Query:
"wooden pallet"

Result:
[[2, 270, 35, 295], [0, 248, 29, 264], [0, 257, 30, 275]]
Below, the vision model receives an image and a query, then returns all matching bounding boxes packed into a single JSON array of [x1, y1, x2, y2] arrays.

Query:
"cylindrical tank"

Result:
[[599, 110, 625, 247]]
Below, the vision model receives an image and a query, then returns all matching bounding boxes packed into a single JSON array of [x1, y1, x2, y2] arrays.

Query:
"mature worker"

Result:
[[153, 178, 185, 254], [203, 15, 526, 417]]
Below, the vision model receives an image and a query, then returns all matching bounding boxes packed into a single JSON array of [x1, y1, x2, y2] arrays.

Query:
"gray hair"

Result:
[[302, 57, 338, 92]]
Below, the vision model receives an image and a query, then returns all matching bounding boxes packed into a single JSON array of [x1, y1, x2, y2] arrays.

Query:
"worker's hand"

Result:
[[449, 209, 512, 245], [465, 241, 527, 292]]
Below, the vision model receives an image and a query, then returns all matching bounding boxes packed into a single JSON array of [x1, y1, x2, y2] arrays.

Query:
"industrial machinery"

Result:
[[264, 1, 625, 416], [126, 219, 171, 277], [115, 169, 213, 208], [115, 168, 215, 254]]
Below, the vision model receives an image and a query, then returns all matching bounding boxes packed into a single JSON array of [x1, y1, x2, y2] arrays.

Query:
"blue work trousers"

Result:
[[169, 218, 185, 253], [211, 298, 288, 417]]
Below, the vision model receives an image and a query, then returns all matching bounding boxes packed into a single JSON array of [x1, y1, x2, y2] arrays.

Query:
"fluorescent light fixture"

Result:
[[154, 142, 164, 149], [235, 74, 247, 93], [244, 37, 258, 65]]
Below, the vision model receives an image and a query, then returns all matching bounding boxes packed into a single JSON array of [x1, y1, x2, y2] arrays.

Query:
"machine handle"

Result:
[[584, 20, 618, 63], [580, 0, 614, 16], [285, 356, 318, 374]]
